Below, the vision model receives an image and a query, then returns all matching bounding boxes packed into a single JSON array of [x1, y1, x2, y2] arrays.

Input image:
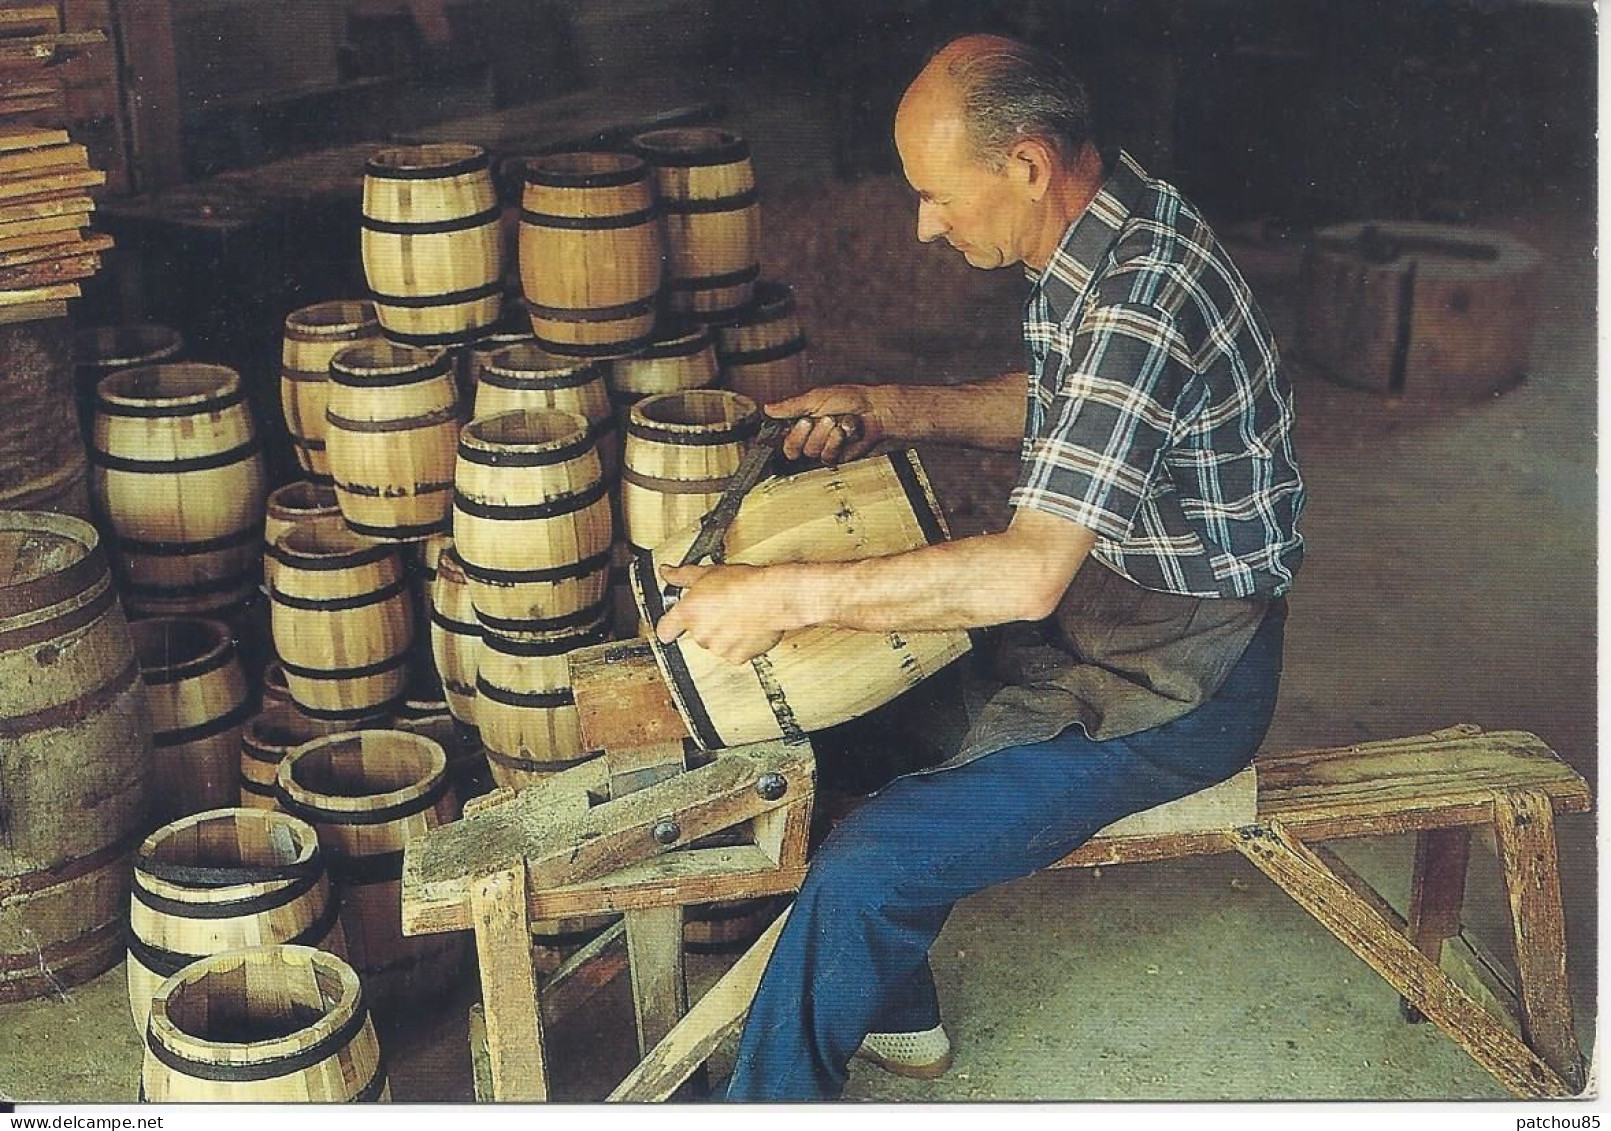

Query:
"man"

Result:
[[655, 33, 1305, 1101]]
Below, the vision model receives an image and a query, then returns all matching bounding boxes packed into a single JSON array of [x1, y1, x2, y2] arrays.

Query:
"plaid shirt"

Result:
[[1012, 150, 1305, 598]]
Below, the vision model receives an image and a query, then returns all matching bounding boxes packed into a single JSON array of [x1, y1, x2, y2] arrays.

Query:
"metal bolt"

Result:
[[652, 819, 681, 846], [755, 772, 788, 802]]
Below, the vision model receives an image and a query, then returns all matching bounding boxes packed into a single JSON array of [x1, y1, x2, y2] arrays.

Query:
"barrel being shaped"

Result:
[[0, 511, 153, 1001], [630, 451, 971, 749], [141, 945, 388, 1102]]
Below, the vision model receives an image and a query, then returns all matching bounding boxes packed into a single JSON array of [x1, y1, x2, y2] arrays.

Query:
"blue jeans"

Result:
[[725, 604, 1286, 1101]]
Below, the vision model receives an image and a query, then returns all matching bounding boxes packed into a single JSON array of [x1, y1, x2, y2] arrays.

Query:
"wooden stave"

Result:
[[141, 944, 388, 1103], [620, 388, 759, 553], [126, 808, 348, 1032], [518, 151, 663, 353], [324, 343, 462, 543], [0, 510, 153, 1001], [129, 617, 253, 824], [451, 408, 614, 629], [630, 451, 973, 749], [274, 731, 464, 1014], [280, 301, 382, 482]]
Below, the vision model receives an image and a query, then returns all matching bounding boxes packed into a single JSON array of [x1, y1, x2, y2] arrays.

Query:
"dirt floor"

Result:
[[0, 77, 1596, 1107]]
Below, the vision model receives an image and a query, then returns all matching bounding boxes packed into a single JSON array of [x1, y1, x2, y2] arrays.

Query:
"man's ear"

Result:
[[1007, 138, 1055, 202]]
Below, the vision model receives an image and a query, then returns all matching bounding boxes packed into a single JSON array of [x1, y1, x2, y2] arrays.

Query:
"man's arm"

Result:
[[655, 509, 1095, 663], [766, 372, 1026, 461]]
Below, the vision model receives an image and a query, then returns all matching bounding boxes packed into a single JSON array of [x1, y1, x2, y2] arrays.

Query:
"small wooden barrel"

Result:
[[89, 363, 267, 618], [631, 128, 761, 319], [130, 617, 253, 824], [261, 660, 292, 709], [280, 301, 382, 482], [711, 280, 810, 404], [263, 481, 345, 595], [621, 389, 760, 553], [631, 451, 973, 749], [269, 525, 413, 722], [325, 342, 462, 542], [476, 619, 609, 790], [73, 323, 185, 445], [460, 321, 537, 393], [239, 703, 361, 809], [608, 321, 719, 409], [141, 944, 389, 1103], [276, 730, 464, 1013], [429, 544, 481, 727], [0, 511, 153, 1002], [519, 152, 663, 357], [475, 342, 618, 479], [361, 143, 503, 346], [452, 409, 614, 633], [127, 808, 347, 1031]]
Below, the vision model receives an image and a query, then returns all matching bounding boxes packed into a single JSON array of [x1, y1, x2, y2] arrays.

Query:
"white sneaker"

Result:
[[854, 1025, 954, 1079]]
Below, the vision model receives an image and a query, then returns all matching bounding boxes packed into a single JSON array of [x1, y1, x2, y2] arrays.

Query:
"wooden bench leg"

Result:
[[1401, 826, 1471, 1022], [624, 905, 707, 1098], [471, 863, 551, 1101], [1235, 822, 1572, 1098], [1492, 789, 1585, 1093]]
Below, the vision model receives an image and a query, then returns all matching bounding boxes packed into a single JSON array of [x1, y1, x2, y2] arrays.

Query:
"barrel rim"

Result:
[[95, 363, 242, 412], [481, 343, 603, 388], [277, 729, 449, 818], [146, 944, 365, 1068], [628, 389, 761, 443], [266, 481, 341, 522], [630, 127, 751, 167], [459, 407, 593, 461], [365, 143, 488, 180], [135, 807, 321, 902], [128, 616, 238, 686], [283, 300, 380, 340], [523, 150, 648, 189], [706, 279, 798, 331], [622, 323, 714, 363], [327, 342, 452, 384], [73, 324, 185, 370], [0, 510, 103, 620], [243, 701, 342, 755]]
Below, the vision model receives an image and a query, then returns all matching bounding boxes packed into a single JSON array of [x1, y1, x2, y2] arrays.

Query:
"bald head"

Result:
[[902, 33, 1094, 172]]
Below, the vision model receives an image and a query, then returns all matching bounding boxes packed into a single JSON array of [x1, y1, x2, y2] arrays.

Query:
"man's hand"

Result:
[[765, 385, 888, 463], [654, 563, 785, 664]]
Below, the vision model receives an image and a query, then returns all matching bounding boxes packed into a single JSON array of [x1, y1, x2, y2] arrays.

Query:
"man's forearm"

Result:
[[873, 372, 1025, 451]]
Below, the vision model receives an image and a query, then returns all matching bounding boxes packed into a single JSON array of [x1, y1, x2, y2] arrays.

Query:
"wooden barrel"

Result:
[[127, 808, 347, 1031], [519, 152, 663, 357], [72, 323, 185, 454], [275, 730, 464, 1013], [239, 703, 360, 809], [141, 944, 388, 1102], [631, 127, 760, 319], [429, 544, 481, 727], [263, 481, 345, 595], [608, 321, 719, 409], [0, 511, 153, 1002], [477, 619, 609, 790], [460, 321, 536, 393], [325, 341, 462, 542], [268, 524, 414, 722], [89, 363, 267, 618], [262, 660, 292, 709], [280, 301, 382, 483], [630, 451, 973, 749], [475, 342, 618, 479], [130, 617, 253, 824], [711, 280, 810, 404], [621, 389, 760, 553], [361, 143, 503, 346], [452, 408, 614, 634], [685, 896, 788, 954]]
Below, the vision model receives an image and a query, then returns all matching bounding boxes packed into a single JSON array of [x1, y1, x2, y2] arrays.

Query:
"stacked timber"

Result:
[[0, 124, 109, 323]]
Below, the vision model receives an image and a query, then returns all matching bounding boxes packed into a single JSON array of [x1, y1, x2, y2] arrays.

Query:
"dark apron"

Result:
[[933, 558, 1271, 771]]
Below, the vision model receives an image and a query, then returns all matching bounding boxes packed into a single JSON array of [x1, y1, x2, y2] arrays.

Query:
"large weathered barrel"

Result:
[[474, 343, 618, 479], [362, 143, 503, 346], [1, 321, 91, 521], [126, 808, 347, 1031], [621, 388, 760, 554], [452, 409, 613, 634], [268, 525, 414, 722], [129, 617, 253, 824], [0, 511, 153, 1002], [239, 703, 355, 809], [607, 321, 719, 410], [141, 944, 388, 1102], [476, 619, 609, 791], [519, 152, 663, 357], [89, 363, 267, 618], [710, 279, 810, 404], [275, 730, 464, 1013], [325, 342, 462, 542], [428, 544, 481, 728], [630, 451, 972, 749], [280, 301, 382, 483], [631, 127, 761, 319]]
